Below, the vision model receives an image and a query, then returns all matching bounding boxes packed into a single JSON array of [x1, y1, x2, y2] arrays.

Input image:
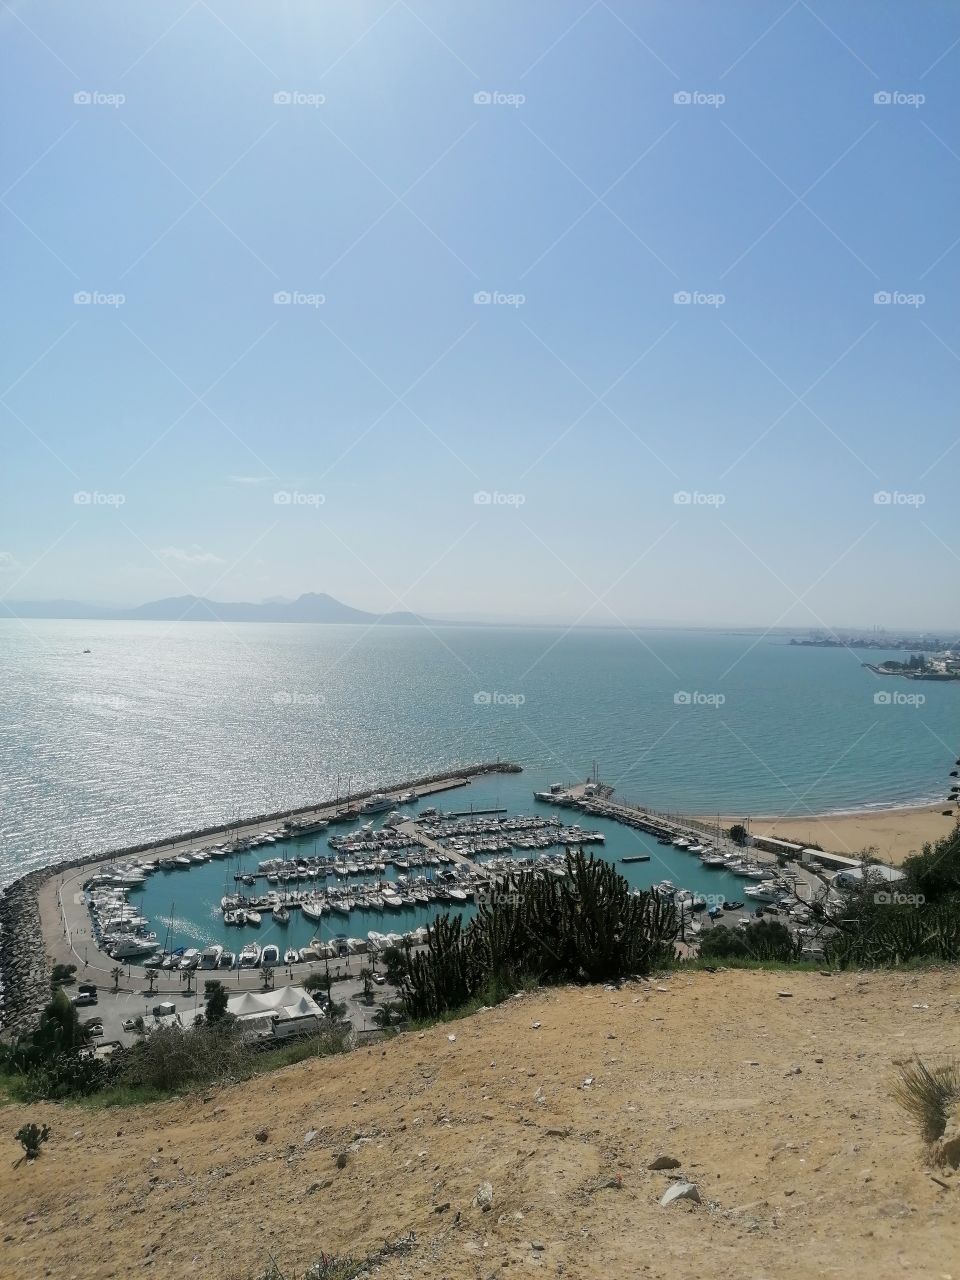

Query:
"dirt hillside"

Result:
[[2, 968, 959, 1280]]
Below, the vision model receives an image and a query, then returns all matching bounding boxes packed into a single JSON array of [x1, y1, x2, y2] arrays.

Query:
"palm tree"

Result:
[[262, 965, 275, 992], [359, 966, 374, 1003], [110, 966, 124, 993], [183, 968, 195, 996], [145, 967, 159, 995]]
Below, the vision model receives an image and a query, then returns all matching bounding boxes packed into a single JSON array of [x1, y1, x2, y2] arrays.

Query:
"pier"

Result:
[[398, 819, 477, 871]]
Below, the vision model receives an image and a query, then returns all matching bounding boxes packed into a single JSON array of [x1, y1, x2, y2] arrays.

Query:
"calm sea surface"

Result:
[[2, 622, 957, 913]]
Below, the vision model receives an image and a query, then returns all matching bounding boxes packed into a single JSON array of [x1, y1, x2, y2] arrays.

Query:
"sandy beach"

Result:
[[701, 803, 956, 865]]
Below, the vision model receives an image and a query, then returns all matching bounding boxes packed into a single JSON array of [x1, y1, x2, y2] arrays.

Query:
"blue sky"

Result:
[[2, 0, 958, 627]]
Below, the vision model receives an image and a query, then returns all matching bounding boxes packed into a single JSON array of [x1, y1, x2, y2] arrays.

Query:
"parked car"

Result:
[[72, 992, 98, 1006]]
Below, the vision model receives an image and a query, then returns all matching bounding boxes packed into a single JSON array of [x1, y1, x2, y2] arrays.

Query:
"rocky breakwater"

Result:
[[0, 868, 53, 1039]]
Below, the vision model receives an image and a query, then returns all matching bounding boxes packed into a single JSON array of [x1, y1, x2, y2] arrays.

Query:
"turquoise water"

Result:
[[2, 620, 958, 899], [131, 804, 745, 955]]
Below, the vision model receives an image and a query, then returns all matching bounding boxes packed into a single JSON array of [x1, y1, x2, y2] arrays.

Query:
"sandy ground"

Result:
[[703, 805, 956, 865], [3, 968, 960, 1280]]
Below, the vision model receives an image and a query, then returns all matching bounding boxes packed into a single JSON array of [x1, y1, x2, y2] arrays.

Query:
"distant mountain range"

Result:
[[1, 592, 426, 625]]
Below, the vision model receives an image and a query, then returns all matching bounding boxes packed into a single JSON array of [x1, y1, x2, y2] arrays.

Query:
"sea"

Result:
[[2, 621, 956, 950]]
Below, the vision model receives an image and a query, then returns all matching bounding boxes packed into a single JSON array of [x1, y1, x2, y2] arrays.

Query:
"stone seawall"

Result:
[[0, 760, 522, 1036]]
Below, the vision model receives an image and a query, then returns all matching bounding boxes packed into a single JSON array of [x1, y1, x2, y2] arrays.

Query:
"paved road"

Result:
[[78, 963, 401, 1048]]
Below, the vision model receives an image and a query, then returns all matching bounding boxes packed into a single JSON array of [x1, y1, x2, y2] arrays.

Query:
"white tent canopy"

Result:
[[227, 985, 322, 1022]]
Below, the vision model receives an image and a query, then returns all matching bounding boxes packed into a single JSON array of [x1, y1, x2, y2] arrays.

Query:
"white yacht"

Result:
[[106, 935, 158, 960], [744, 882, 784, 903], [358, 793, 393, 814]]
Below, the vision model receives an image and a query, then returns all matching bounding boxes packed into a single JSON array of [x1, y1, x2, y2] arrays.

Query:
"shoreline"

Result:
[[698, 802, 956, 865]]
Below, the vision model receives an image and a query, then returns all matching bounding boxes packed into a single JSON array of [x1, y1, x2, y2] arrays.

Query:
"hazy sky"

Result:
[[2, 1, 958, 628]]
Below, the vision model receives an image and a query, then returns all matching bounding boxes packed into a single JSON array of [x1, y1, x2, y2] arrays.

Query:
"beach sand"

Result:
[[702, 804, 956, 865]]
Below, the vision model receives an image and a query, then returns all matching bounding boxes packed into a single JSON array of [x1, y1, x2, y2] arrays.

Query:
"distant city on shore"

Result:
[[790, 632, 960, 652]]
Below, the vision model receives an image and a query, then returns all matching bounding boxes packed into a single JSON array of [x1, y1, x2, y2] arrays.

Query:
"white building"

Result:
[[227, 985, 324, 1040]]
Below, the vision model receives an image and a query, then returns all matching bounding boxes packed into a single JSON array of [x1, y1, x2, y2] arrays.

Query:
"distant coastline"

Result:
[[0, 591, 427, 626]]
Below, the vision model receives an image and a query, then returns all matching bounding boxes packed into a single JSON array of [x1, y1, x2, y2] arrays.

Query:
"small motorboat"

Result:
[[283, 948, 299, 965], [273, 905, 290, 924], [261, 944, 280, 966], [245, 910, 261, 926]]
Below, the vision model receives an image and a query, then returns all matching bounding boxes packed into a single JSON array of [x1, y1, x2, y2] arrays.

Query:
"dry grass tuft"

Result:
[[893, 1058, 960, 1145]]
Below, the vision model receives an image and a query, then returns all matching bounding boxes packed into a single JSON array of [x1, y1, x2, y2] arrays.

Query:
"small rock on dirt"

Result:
[[647, 1156, 681, 1171], [660, 1182, 701, 1207], [474, 1181, 494, 1211]]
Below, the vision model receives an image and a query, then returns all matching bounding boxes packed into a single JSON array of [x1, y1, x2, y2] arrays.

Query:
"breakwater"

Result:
[[0, 761, 521, 1036]]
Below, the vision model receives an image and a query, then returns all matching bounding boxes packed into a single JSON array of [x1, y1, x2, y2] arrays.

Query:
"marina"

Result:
[[2, 755, 870, 1038], [52, 764, 836, 994]]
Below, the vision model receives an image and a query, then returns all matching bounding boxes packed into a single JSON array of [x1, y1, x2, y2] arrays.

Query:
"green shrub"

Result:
[[700, 920, 799, 962], [400, 851, 679, 1020], [119, 1021, 251, 1093], [15, 1122, 49, 1161]]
